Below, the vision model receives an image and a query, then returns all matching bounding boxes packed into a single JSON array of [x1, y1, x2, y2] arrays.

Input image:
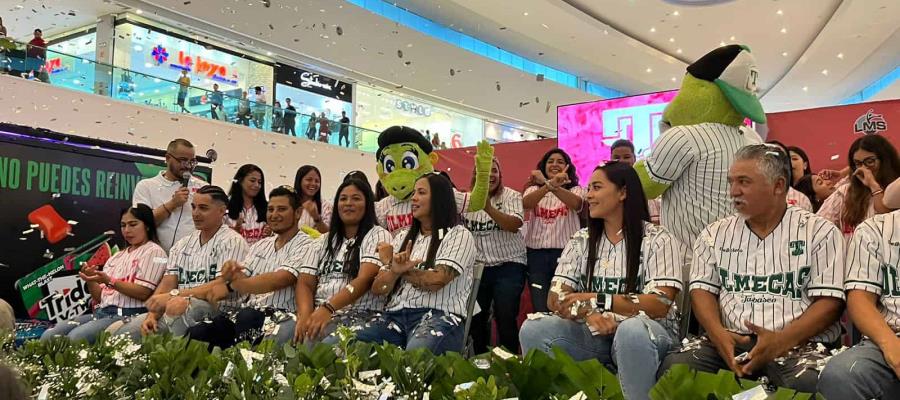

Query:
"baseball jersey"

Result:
[[648, 199, 662, 225], [299, 225, 392, 312], [817, 183, 875, 237], [99, 241, 168, 309], [132, 171, 208, 252], [845, 211, 900, 332], [786, 188, 813, 212], [166, 224, 249, 307], [298, 200, 333, 229], [376, 190, 471, 235], [646, 123, 760, 250], [224, 206, 268, 245], [552, 223, 686, 331], [386, 225, 476, 316], [462, 187, 527, 266], [239, 232, 314, 312], [523, 185, 587, 249], [690, 206, 845, 343]]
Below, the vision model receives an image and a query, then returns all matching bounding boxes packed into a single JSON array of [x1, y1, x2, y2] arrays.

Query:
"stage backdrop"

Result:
[[0, 126, 212, 320], [766, 99, 899, 172], [434, 139, 558, 192]]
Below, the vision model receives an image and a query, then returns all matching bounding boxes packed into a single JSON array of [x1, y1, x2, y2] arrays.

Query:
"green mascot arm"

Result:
[[635, 159, 670, 200], [466, 140, 494, 212]]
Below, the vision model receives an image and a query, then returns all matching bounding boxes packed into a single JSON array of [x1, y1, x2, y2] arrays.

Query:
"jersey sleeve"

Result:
[[299, 240, 325, 277], [795, 192, 813, 212], [552, 230, 588, 291], [132, 180, 152, 208], [646, 126, 697, 184], [688, 227, 722, 294], [643, 227, 686, 291], [569, 186, 587, 212], [434, 227, 475, 275], [806, 220, 846, 299], [453, 189, 471, 214], [816, 184, 847, 227], [504, 189, 525, 222], [277, 237, 311, 277], [134, 245, 169, 290], [844, 219, 883, 295], [360, 227, 392, 269]]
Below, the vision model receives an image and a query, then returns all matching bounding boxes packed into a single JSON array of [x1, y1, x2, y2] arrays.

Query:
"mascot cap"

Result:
[[377, 126, 433, 158], [687, 44, 766, 124]]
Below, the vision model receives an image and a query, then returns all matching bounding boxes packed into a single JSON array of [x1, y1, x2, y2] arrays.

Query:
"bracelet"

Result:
[[104, 278, 117, 289], [322, 302, 337, 315], [872, 189, 884, 196], [162, 203, 172, 214]]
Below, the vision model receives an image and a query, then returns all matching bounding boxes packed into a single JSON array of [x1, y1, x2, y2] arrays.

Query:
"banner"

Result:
[[0, 127, 212, 320]]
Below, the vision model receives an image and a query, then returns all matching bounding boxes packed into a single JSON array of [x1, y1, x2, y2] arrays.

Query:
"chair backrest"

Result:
[[461, 262, 486, 353]]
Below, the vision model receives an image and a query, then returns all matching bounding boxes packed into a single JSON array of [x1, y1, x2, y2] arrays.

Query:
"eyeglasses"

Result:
[[166, 153, 198, 167], [853, 156, 878, 169]]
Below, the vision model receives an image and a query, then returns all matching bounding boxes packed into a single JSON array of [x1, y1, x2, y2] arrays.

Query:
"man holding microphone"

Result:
[[133, 138, 209, 252]]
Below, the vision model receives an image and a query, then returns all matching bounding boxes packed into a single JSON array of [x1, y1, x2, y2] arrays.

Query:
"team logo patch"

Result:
[[789, 240, 805, 256], [853, 109, 887, 135]]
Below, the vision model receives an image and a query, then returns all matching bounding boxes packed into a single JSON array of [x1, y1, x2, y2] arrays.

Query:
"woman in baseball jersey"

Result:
[[463, 158, 528, 354], [294, 177, 392, 345], [356, 173, 476, 355], [294, 165, 332, 233], [522, 148, 585, 312], [818, 135, 900, 238], [41, 205, 167, 343], [225, 164, 269, 244], [519, 162, 686, 400]]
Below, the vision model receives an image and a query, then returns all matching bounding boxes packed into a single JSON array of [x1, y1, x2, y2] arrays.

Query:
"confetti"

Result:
[[336, 26, 343, 35], [496, 82, 501, 91], [531, 283, 542, 289], [536, 73, 545, 81], [22, 229, 34, 235], [492, 347, 515, 360], [830, 154, 839, 160], [67, 220, 79, 225], [397, 50, 404, 58]]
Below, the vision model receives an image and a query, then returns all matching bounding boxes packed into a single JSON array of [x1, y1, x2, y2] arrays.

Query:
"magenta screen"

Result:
[[557, 90, 678, 185]]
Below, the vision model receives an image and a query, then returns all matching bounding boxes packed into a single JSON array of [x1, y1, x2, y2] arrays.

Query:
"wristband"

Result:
[[104, 277, 117, 289], [595, 293, 612, 313], [162, 203, 172, 214], [322, 302, 337, 315]]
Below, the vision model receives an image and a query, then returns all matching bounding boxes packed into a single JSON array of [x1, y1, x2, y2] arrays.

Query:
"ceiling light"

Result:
[[821, 69, 829, 75], [802, 86, 808, 92], [669, 37, 675, 42], [650, 27, 656, 33], [780, 27, 787, 33], [720, 41, 726, 46], [523, 12, 529, 16], [729, 35, 736, 41], [136, 9, 143, 14], [672, 10, 680, 16], [676, 48, 682, 54], [781, 51, 788, 57], [646, 68, 653, 73], [671, 77, 677, 82], [266, 51, 273, 56], [837, 52, 844, 59], [776, 9, 783, 15], [603, 29, 609, 35]]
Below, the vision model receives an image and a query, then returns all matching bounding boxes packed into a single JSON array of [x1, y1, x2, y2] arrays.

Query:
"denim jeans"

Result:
[[526, 248, 563, 312], [115, 298, 217, 341], [354, 308, 464, 355], [472, 262, 526, 354], [520, 313, 675, 400], [818, 339, 900, 399], [41, 306, 146, 343]]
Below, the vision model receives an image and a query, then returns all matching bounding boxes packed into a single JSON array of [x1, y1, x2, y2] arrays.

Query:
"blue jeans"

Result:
[[818, 339, 900, 399], [526, 248, 563, 312], [354, 308, 464, 355], [520, 313, 675, 400], [40, 306, 146, 343], [472, 262, 526, 354], [115, 298, 217, 341]]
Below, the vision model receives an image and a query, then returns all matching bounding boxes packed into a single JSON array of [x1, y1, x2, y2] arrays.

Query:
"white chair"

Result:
[[461, 262, 485, 356]]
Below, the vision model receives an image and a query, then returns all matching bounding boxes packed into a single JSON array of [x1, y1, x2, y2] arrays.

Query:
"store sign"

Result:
[[394, 99, 432, 117], [45, 58, 68, 74], [150, 46, 239, 85], [275, 64, 352, 102], [853, 109, 887, 135]]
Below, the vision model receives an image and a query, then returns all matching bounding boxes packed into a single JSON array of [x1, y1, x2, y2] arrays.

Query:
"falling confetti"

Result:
[[536, 73, 545, 82], [336, 26, 343, 35], [495, 82, 501, 91], [449, 68, 455, 76], [397, 50, 403, 58]]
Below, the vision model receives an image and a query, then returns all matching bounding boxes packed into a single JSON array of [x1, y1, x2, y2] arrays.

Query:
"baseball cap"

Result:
[[687, 44, 766, 124]]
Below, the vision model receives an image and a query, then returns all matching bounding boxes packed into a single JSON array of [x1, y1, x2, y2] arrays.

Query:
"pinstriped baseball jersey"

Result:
[[845, 211, 900, 332], [166, 224, 249, 307], [646, 123, 761, 249], [462, 187, 527, 266], [523, 185, 587, 249], [299, 200, 333, 229], [225, 205, 267, 245], [376, 191, 471, 235], [99, 241, 168, 309], [690, 206, 845, 343], [300, 225, 392, 312], [240, 232, 315, 312], [786, 188, 813, 212], [386, 225, 476, 316]]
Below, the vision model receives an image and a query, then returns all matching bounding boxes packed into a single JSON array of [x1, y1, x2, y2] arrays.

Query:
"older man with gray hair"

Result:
[[657, 144, 845, 394]]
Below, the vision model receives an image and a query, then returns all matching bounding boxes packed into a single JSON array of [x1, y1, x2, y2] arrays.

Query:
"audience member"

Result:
[[272, 101, 284, 133], [176, 70, 190, 113], [318, 112, 331, 143], [208, 83, 223, 120], [251, 86, 267, 129], [225, 164, 268, 244], [294, 165, 333, 233], [339, 111, 351, 147]]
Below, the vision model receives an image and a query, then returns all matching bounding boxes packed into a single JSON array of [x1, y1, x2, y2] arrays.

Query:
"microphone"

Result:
[[181, 172, 192, 188]]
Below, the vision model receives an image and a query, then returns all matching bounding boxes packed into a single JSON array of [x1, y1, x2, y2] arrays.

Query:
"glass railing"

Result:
[[0, 37, 378, 150]]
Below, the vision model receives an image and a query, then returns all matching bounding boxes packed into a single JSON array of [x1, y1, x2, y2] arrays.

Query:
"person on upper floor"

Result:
[[294, 165, 332, 234], [522, 148, 586, 313], [225, 164, 269, 245], [26, 28, 46, 59]]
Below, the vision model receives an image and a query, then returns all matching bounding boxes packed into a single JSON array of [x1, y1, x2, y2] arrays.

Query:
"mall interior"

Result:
[[0, 0, 898, 398]]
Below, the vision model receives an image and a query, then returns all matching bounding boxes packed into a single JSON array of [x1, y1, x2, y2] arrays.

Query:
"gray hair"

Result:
[[734, 144, 791, 186]]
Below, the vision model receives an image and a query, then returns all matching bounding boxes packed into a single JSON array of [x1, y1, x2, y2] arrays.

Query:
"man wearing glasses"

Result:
[[133, 138, 208, 252]]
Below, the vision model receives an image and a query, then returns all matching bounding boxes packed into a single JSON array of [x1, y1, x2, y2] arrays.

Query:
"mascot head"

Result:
[[663, 44, 766, 128], [376, 126, 438, 200]]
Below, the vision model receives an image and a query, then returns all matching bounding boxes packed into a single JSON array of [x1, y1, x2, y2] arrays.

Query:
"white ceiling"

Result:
[[2, 0, 125, 39]]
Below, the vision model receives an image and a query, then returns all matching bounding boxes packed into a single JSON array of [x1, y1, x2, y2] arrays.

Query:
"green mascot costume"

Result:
[[634, 44, 766, 332], [375, 125, 494, 235]]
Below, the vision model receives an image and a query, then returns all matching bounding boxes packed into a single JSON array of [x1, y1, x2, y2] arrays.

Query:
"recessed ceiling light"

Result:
[[671, 77, 677, 82], [672, 10, 680, 16], [266, 51, 273, 56], [782, 51, 788, 57], [523, 12, 529, 16], [821, 69, 829, 75], [646, 67, 653, 73], [780, 27, 787, 34], [669, 37, 675, 42], [730, 35, 736, 41], [676, 48, 683, 54], [837, 52, 844, 59], [776, 9, 783, 15], [802, 86, 808, 92], [650, 27, 656, 33], [136, 9, 143, 14]]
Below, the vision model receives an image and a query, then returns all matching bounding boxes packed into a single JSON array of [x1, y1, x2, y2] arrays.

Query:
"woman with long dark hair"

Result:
[[787, 146, 813, 187], [41, 205, 167, 343], [767, 141, 813, 211], [225, 164, 268, 244], [818, 135, 900, 237], [794, 174, 838, 213], [519, 162, 685, 400], [463, 158, 528, 354], [293, 178, 391, 344], [522, 148, 585, 312], [294, 165, 332, 233], [355, 173, 476, 354]]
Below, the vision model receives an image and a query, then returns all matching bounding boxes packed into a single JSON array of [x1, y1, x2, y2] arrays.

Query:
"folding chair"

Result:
[[461, 262, 485, 357]]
